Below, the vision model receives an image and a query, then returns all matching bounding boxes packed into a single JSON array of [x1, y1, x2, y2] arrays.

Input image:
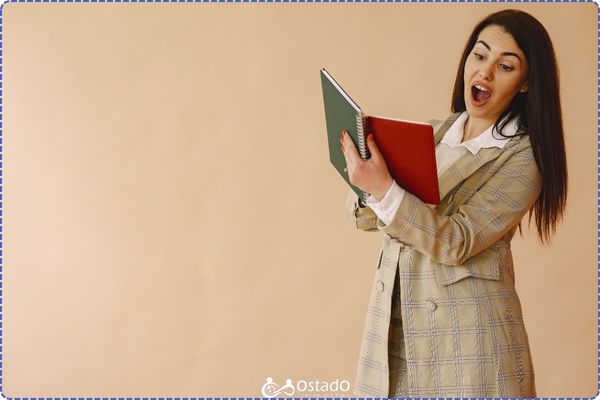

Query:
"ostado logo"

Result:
[[261, 376, 351, 397], [261, 377, 295, 397]]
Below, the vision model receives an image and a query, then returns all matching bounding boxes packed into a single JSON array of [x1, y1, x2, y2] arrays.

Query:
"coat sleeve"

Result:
[[378, 141, 542, 265], [345, 190, 380, 232], [426, 118, 444, 132]]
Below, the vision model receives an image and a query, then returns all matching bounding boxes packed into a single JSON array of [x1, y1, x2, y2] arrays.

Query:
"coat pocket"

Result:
[[433, 246, 503, 286]]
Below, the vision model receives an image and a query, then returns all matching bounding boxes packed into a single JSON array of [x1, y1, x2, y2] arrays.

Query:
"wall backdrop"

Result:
[[3, 2, 597, 397]]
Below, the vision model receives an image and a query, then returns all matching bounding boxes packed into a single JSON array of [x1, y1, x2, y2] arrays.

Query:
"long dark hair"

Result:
[[451, 9, 567, 244]]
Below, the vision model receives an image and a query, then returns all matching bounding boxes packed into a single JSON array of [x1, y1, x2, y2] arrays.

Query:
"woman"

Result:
[[341, 9, 567, 398]]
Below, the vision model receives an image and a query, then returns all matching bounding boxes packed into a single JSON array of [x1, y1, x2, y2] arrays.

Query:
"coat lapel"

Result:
[[433, 112, 503, 201], [433, 113, 459, 146]]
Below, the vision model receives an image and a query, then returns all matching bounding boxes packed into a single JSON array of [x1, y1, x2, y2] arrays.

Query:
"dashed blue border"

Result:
[[0, 0, 597, 399]]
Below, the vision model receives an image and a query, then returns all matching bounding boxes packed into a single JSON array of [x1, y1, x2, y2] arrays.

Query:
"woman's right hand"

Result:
[[340, 131, 394, 201]]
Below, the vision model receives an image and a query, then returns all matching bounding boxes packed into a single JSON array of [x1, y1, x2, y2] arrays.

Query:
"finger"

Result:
[[340, 134, 352, 167], [367, 134, 382, 160], [342, 142, 352, 168], [341, 131, 351, 160], [343, 139, 357, 168], [342, 131, 361, 164]]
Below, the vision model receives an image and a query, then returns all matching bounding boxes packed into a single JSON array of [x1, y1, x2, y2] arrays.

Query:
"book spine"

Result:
[[355, 112, 371, 203]]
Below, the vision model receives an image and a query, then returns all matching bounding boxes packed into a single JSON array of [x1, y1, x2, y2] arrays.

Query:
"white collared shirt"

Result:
[[366, 112, 519, 225]]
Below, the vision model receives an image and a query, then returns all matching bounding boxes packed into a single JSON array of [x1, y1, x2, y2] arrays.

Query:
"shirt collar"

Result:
[[441, 111, 519, 154]]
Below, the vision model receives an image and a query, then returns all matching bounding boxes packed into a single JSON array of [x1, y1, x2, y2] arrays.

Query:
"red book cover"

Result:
[[365, 116, 440, 205]]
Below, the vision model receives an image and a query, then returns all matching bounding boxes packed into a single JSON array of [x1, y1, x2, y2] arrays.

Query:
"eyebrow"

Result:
[[476, 40, 522, 62]]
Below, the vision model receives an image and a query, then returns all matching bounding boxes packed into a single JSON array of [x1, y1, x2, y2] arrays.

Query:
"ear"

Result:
[[519, 82, 529, 93]]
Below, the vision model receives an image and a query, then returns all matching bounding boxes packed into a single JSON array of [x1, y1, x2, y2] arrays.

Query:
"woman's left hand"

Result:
[[340, 130, 394, 201]]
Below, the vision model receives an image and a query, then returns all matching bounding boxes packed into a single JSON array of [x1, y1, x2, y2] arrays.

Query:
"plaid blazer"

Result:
[[348, 112, 542, 398]]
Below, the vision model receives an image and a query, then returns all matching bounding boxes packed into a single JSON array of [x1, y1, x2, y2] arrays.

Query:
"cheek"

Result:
[[495, 85, 520, 106], [503, 80, 522, 96], [463, 65, 474, 89], [463, 62, 474, 78]]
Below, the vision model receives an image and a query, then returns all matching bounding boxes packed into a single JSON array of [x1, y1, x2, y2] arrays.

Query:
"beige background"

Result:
[[2, 3, 597, 397]]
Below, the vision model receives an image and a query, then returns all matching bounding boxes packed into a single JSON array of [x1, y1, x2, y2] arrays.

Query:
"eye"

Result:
[[473, 52, 484, 60], [500, 64, 514, 72]]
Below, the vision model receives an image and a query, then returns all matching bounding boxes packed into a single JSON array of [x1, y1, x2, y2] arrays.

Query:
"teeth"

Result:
[[474, 84, 488, 92]]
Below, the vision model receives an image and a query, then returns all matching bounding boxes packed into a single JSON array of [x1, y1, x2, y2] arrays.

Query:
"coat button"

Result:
[[376, 281, 384, 292], [426, 300, 437, 312]]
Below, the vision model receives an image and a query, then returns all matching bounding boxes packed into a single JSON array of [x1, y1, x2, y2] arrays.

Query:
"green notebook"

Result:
[[320, 68, 369, 202], [320, 68, 440, 206]]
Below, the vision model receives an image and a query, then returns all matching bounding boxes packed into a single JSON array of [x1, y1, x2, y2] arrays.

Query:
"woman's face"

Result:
[[463, 24, 529, 124]]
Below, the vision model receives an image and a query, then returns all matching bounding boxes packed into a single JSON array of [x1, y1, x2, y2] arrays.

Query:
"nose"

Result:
[[478, 60, 494, 80]]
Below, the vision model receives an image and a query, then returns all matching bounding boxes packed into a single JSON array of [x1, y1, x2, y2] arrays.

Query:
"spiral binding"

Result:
[[355, 111, 369, 159], [355, 111, 371, 203]]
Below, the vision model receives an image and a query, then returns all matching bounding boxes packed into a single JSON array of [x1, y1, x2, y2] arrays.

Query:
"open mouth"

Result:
[[471, 84, 491, 105]]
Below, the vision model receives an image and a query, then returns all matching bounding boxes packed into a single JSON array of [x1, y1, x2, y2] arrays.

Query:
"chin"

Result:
[[464, 95, 495, 119]]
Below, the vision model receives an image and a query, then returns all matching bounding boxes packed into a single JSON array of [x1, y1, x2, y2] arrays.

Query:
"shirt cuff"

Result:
[[365, 181, 406, 226]]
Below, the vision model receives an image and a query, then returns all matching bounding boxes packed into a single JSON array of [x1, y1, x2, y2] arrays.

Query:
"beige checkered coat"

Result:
[[348, 112, 541, 398]]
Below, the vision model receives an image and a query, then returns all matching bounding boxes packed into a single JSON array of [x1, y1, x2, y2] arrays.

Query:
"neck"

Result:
[[462, 116, 495, 143]]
